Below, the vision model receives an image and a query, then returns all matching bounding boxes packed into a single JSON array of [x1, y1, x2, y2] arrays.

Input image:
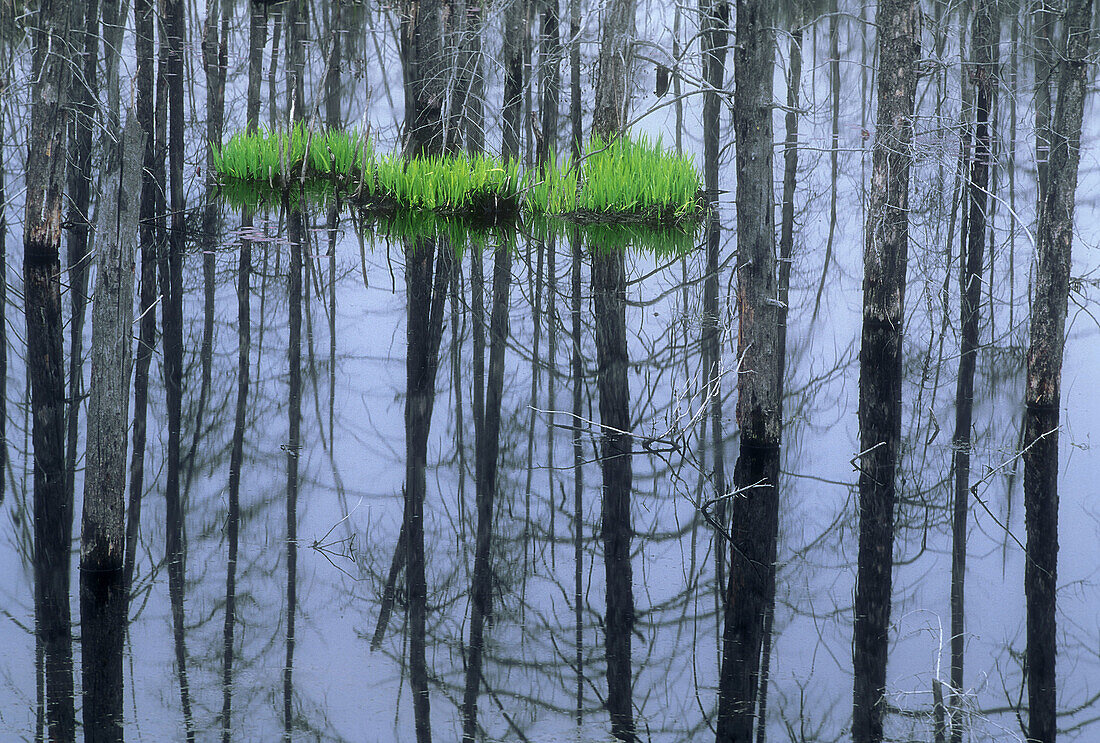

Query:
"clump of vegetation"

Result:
[[213, 127, 704, 227], [574, 134, 702, 224]]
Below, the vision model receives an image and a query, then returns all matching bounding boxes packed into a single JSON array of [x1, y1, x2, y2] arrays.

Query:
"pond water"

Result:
[[2, 189, 1099, 742]]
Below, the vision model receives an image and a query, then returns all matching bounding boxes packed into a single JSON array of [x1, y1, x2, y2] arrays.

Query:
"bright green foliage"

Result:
[[213, 128, 702, 226]]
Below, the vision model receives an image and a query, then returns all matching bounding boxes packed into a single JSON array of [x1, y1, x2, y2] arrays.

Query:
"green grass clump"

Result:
[[214, 127, 703, 228], [575, 133, 702, 223], [213, 123, 372, 187]]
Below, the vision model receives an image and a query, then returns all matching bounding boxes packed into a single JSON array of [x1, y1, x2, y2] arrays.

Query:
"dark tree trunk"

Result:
[[326, 0, 342, 128], [284, 203, 303, 743], [163, 0, 194, 733], [125, 0, 158, 606], [464, 0, 485, 154], [404, 236, 453, 743], [286, 0, 305, 123], [591, 0, 634, 139], [247, 2, 269, 132], [812, 0, 841, 320], [592, 247, 636, 743], [716, 2, 781, 741], [569, 0, 581, 154], [699, 0, 729, 645], [1025, 3, 1093, 743], [758, 13, 804, 743], [852, 2, 919, 742], [590, 2, 637, 740], [23, 0, 74, 735], [502, 0, 526, 160], [221, 212, 251, 743], [446, 0, 480, 153], [461, 243, 513, 743], [64, 0, 99, 508], [80, 116, 142, 743], [950, 3, 998, 741], [400, 0, 448, 156], [571, 226, 585, 728], [538, 0, 560, 167]]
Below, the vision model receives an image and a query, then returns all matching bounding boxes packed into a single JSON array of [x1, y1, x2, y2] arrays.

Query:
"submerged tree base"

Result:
[[213, 125, 706, 229]]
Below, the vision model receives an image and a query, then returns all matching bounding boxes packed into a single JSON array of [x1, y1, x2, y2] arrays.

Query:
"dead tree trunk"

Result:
[[163, 0, 194, 733], [503, 0, 526, 160], [247, 1, 269, 132], [950, 2, 998, 740], [461, 240, 513, 743], [399, 2, 451, 739], [64, 0, 100, 507], [699, 0, 729, 648], [851, 2, 920, 742], [716, 1, 781, 741], [23, 0, 74, 736], [221, 214, 251, 743], [590, 1, 636, 739], [79, 116, 142, 743], [124, 0, 159, 607], [1025, 3, 1093, 743]]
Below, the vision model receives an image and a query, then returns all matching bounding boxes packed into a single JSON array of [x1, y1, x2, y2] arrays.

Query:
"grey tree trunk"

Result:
[[950, 2, 998, 740], [23, 0, 74, 735], [717, 1, 781, 741], [852, 2, 920, 742], [124, 0, 158, 608], [79, 115, 143, 743], [591, 0, 635, 139], [503, 0, 526, 160], [1025, 3, 1093, 743]]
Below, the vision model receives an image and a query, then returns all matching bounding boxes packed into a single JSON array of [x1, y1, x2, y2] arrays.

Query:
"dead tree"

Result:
[[851, 2, 920, 742]]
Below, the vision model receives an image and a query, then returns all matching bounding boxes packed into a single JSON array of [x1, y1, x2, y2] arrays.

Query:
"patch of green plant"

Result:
[[214, 127, 703, 229]]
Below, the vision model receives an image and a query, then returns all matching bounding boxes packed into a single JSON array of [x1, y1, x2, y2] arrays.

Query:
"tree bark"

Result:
[[591, 0, 635, 139], [716, 1, 781, 741], [590, 2, 637, 740], [124, 0, 158, 608], [699, 0, 729, 650], [284, 203, 303, 743], [461, 241, 513, 743], [950, 3, 998, 741], [80, 115, 143, 743], [64, 0, 100, 509], [503, 0, 526, 160], [163, 0, 194, 733], [221, 211, 251, 743], [1025, 3, 1093, 743], [852, 3, 920, 742], [247, 1, 269, 132], [23, 0, 75, 735]]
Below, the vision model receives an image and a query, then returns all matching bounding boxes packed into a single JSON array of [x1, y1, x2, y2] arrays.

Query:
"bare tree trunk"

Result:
[[1025, 3, 1093, 743], [716, 1, 781, 741], [464, 0, 485, 154], [591, 2, 637, 739], [851, 2, 919, 742], [503, 0, 526, 160], [812, 0, 840, 321], [950, 3, 998, 741], [461, 242, 513, 743], [757, 13, 804, 742], [23, 0, 74, 734], [80, 115, 142, 743], [699, 0, 729, 646], [247, 1, 268, 132], [163, 0, 194, 733], [284, 203, 303, 743], [326, 0, 342, 128], [571, 226, 585, 728], [400, 5, 451, 736], [64, 0, 100, 508], [221, 212, 251, 743], [124, 0, 158, 607], [0, 0, 9, 507], [286, 0, 305, 123], [591, 0, 634, 139]]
